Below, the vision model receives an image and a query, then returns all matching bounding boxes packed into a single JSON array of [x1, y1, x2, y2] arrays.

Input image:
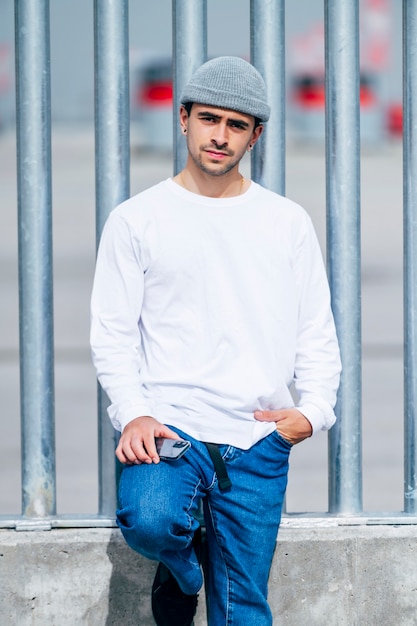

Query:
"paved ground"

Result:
[[0, 126, 404, 516]]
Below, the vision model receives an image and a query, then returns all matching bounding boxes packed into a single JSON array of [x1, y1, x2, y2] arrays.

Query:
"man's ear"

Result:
[[251, 123, 264, 147], [247, 124, 264, 151], [179, 105, 189, 131]]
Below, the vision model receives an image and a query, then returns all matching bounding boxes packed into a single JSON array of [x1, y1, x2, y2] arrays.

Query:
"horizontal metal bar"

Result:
[[2, 514, 417, 531], [0, 516, 118, 530], [282, 514, 417, 528]]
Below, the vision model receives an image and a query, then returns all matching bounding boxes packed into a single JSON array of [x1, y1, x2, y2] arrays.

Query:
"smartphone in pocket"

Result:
[[155, 437, 191, 461]]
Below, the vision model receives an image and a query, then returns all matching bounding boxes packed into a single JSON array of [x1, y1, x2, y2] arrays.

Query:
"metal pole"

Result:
[[15, 0, 56, 518], [172, 0, 207, 174], [325, 0, 362, 514], [250, 0, 285, 195], [403, 0, 417, 513], [94, 0, 130, 516]]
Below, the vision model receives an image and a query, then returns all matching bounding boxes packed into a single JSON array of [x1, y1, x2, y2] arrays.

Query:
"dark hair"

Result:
[[183, 102, 193, 116], [182, 101, 262, 130]]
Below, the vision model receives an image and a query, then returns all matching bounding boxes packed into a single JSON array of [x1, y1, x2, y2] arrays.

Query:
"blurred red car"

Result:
[[289, 72, 383, 143], [130, 53, 173, 151], [386, 102, 402, 136]]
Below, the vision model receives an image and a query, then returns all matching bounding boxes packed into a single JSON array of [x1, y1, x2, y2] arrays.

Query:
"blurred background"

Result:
[[0, 1, 405, 516], [0, 0, 403, 143]]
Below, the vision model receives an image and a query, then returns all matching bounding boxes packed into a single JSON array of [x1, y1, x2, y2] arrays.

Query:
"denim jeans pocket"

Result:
[[272, 429, 293, 450]]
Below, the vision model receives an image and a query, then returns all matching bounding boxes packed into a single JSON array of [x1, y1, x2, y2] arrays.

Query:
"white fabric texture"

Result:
[[90, 178, 341, 449]]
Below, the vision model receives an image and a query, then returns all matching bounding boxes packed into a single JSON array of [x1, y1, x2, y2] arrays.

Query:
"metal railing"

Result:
[[325, 0, 362, 514], [403, 0, 417, 515], [3, 0, 417, 528], [15, 0, 56, 521]]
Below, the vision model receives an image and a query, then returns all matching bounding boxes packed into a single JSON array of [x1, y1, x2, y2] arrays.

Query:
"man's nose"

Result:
[[211, 124, 228, 148]]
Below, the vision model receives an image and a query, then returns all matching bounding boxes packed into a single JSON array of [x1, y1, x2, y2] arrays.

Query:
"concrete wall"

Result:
[[2, 520, 417, 625]]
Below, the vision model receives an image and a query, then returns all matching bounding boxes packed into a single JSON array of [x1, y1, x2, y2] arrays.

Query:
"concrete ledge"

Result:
[[1, 522, 417, 625]]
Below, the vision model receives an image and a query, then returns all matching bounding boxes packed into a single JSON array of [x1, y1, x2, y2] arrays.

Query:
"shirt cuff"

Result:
[[107, 401, 156, 433], [297, 402, 336, 435]]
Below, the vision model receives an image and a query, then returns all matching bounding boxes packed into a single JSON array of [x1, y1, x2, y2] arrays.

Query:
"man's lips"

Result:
[[204, 149, 229, 159]]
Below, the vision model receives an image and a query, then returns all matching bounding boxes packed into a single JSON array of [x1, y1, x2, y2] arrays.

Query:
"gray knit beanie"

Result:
[[180, 56, 270, 122]]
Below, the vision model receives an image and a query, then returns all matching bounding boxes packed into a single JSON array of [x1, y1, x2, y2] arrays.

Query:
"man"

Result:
[[90, 56, 341, 626]]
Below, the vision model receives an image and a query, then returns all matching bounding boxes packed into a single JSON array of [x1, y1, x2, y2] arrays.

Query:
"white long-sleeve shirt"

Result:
[[90, 178, 341, 449]]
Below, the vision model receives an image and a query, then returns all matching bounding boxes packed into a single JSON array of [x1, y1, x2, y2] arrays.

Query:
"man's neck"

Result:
[[175, 166, 249, 198]]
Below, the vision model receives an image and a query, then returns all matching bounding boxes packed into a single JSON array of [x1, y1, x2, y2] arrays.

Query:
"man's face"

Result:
[[180, 104, 263, 177]]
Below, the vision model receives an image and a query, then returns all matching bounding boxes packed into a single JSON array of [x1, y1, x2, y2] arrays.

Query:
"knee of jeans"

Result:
[[116, 504, 180, 554]]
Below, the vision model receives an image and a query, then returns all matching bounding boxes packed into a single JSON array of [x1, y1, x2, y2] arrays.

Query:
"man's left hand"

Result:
[[254, 408, 313, 445]]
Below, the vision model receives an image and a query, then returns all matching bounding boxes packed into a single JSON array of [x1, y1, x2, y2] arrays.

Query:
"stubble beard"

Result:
[[189, 143, 248, 177]]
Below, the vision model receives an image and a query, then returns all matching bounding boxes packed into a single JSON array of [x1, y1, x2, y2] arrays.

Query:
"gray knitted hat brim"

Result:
[[180, 56, 270, 123]]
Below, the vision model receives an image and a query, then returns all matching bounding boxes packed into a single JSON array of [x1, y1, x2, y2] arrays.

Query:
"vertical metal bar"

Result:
[[250, 0, 285, 195], [403, 0, 417, 513], [94, 0, 130, 516], [172, 0, 207, 174], [325, 0, 362, 514], [14, 0, 56, 518]]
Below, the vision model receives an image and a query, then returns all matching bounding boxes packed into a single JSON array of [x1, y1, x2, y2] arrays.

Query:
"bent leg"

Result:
[[117, 455, 205, 595]]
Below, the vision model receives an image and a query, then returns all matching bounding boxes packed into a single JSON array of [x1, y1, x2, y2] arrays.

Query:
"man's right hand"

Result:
[[116, 416, 180, 465]]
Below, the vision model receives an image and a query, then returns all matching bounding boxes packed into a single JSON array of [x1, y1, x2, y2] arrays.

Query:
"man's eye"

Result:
[[230, 122, 245, 130]]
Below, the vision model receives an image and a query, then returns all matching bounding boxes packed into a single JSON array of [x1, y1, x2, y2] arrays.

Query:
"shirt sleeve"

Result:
[[90, 210, 154, 432], [292, 213, 342, 434]]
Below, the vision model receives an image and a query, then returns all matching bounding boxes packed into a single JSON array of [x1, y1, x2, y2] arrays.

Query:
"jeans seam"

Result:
[[221, 445, 234, 460], [206, 500, 234, 625], [206, 473, 217, 491], [204, 447, 224, 492], [184, 478, 203, 533]]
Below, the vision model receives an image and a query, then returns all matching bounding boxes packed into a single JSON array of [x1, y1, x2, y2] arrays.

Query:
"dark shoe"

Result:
[[151, 561, 198, 626]]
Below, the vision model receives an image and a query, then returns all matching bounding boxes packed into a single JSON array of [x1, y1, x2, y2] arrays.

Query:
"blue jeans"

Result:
[[116, 427, 291, 626]]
